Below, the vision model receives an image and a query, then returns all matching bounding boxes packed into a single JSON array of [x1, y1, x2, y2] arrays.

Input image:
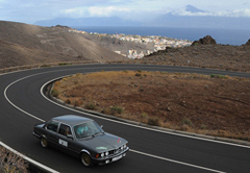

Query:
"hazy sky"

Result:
[[0, 0, 250, 24]]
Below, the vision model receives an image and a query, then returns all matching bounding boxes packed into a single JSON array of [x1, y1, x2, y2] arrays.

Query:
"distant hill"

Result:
[[33, 5, 250, 29], [0, 21, 126, 68], [34, 17, 143, 27], [185, 5, 206, 13], [156, 5, 250, 29], [156, 13, 250, 29]]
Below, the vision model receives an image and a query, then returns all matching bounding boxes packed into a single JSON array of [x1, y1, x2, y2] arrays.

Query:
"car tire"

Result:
[[80, 152, 93, 167], [40, 137, 49, 148]]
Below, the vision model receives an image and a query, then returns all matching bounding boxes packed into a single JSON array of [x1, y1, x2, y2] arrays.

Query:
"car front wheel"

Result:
[[40, 137, 49, 148], [81, 152, 93, 167]]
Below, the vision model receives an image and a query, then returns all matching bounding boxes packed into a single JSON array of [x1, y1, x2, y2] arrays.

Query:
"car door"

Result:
[[45, 120, 59, 146], [57, 123, 78, 157]]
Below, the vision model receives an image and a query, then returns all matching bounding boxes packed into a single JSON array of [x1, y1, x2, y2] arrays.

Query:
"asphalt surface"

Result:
[[1, 64, 250, 173]]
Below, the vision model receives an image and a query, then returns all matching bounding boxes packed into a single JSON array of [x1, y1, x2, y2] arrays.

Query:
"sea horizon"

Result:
[[74, 26, 250, 46]]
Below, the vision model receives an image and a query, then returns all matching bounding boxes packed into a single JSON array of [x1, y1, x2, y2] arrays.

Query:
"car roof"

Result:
[[52, 115, 93, 126]]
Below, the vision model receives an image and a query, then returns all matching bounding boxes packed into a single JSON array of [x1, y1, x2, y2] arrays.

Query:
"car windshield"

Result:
[[73, 121, 103, 139]]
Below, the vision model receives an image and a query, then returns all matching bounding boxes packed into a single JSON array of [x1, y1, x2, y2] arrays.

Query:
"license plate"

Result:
[[112, 155, 122, 162]]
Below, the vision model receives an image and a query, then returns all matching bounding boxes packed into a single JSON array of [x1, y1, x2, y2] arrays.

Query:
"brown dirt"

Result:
[[53, 71, 250, 141]]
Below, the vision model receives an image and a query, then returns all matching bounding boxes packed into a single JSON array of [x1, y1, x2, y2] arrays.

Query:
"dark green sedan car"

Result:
[[33, 115, 129, 167]]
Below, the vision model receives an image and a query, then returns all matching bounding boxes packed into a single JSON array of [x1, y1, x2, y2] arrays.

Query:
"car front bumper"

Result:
[[93, 147, 129, 165]]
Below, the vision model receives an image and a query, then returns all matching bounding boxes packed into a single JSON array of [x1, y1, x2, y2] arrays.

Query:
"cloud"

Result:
[[63, 7, 87, 16], [173, 7, 250, 18], [62, 6, 130, 18], [88, 6, 130, 17]]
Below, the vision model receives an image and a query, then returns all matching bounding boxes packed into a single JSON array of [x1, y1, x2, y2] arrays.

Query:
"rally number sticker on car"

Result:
[[59, 139, 68, 147]]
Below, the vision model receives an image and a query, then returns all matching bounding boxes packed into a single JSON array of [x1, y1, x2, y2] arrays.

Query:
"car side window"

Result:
[[47, 121, 59, 132], [59, 124, 72, 136]]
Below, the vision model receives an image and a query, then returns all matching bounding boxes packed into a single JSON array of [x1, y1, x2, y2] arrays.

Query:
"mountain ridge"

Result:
[[0, 21, 126, 68], [185, 5, 206, 13], [34, 17, 143, 27], [33, 5, 250, 29]]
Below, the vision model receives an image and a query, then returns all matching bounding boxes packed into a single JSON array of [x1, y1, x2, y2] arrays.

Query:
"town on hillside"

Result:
[[69, 29, 193, 59]]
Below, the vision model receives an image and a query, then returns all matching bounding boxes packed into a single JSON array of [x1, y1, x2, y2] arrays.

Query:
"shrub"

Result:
[[51, 89, 59, 97], [210, 74, 227, 79], [139, 88, 144, 92], [0, 146, 29, 173], [85, 102, 97, 110], [200, 124, 207, 130], [135, 73, 142, 77], [41, 64, 51, 68], [147, 117, 160, 126], [74, 100, 83, 107], [58, 63, 72, 66], [102, 108, 112, 115], [180, 124, 191, 131], [137, 70, 142, 73], [181, 118, 193, 127], [141, 112, 148, 119], [65, 99, 71, 104], [111, 106, 124, 115]]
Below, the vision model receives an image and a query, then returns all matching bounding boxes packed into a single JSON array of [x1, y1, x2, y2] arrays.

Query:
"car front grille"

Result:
[[109, 146, 127, 156]]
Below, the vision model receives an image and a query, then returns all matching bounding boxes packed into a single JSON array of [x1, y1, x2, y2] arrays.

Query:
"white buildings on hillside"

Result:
[[68, 29, 192, 59]]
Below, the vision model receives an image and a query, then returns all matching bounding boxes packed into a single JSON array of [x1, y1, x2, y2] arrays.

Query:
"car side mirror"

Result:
[[100, 125, 103, 129]]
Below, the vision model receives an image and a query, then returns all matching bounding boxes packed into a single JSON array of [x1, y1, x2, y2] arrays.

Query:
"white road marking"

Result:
[[3, 66, 249, 173], [0, 141, 59, 173], [130, 149, 226, 173]]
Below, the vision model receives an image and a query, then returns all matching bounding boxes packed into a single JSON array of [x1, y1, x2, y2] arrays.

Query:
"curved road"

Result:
[[1, 64, 250, 173]]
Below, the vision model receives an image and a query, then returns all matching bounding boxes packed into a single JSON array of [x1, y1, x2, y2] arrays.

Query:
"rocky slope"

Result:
[[191, 35, 216, 46], [0, 21, 126, 68]]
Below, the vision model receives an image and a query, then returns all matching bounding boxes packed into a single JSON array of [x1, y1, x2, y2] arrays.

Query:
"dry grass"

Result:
[[0, 146, 28, 173], [53, 71, 250, 141]]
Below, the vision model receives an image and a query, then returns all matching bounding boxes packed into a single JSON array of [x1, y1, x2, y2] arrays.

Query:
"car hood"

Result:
[[77, 132, 127, 152]]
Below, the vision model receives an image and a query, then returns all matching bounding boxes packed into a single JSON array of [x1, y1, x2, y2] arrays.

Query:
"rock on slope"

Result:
[[0, 21, 126, 68], [191, 35, 217, 46], [243, 39, 250, 46]]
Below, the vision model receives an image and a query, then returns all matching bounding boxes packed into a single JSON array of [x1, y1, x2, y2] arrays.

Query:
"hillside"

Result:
[[0, 21, 126, 68], [135, 36, 250, 72], [53, 71, 250, 141]]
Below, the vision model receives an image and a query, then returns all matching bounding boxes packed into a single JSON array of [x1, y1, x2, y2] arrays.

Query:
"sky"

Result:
[[0, 0, 250, 24]]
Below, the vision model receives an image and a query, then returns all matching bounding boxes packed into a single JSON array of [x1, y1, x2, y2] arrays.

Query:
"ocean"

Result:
[[75, 26, 250, 46]]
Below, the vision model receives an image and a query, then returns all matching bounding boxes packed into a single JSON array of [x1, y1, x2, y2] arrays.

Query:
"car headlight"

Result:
[[121, 146, 124, 150], [101, 153, 104, 157], [105, 151, 109, 156]]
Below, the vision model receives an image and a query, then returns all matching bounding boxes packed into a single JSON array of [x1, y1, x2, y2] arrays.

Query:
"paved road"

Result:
[[1, 64, 250, 173]]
